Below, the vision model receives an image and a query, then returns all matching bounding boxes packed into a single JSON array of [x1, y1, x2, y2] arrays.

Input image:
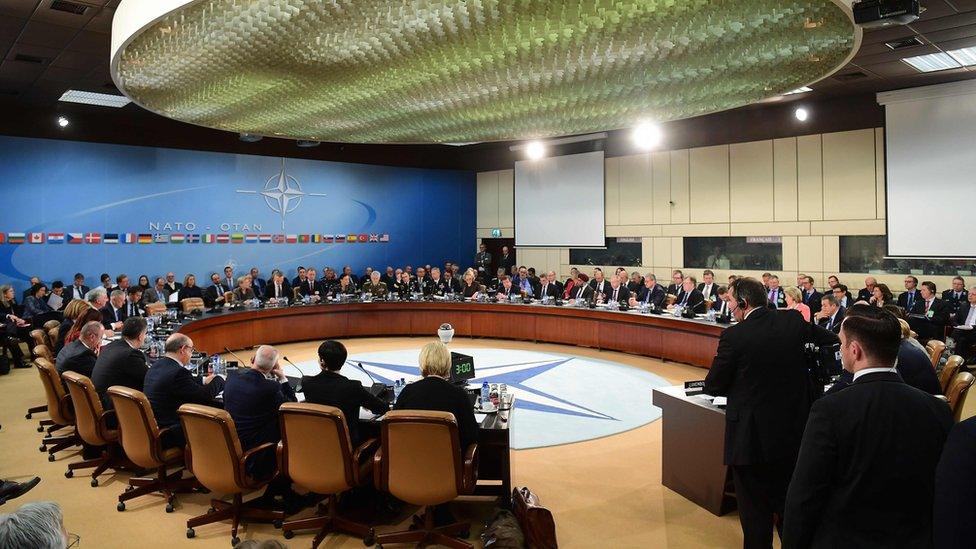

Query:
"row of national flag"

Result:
[[0, 233, 391, 245]]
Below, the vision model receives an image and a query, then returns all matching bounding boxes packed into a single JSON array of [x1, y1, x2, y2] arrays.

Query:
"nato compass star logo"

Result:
[[236, 158, 327, 230]]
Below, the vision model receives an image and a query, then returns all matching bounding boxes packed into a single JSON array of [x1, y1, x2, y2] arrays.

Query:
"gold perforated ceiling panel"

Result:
[[112, 1, 860, 144]]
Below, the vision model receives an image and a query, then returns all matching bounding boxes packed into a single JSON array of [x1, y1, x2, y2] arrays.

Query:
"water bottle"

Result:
[[480, 381, 490, 407], [210, 355, 218, 376], [489, 383, 500, 407], [400, 377, 406, 390], [393, 379, 402, 402]]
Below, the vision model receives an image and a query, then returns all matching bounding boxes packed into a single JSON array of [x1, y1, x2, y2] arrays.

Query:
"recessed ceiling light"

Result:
[[947, 46, 976, 67], [526, 141, 545, 160], [57, 116, 69, 128], [632, 122, 663, 150], [58, 89, 131, 108], [783, 86, 813, 95], [902, 52, 961, 73], [795, 107, 809, 122], [238, 133, 263, 142]]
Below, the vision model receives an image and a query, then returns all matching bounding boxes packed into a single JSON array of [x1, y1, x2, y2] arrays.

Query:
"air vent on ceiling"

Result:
[[886, 36, 924, 50], [835, 71, 869, 81], [14, 54, 45, 64], [49, 0, 89, 15]]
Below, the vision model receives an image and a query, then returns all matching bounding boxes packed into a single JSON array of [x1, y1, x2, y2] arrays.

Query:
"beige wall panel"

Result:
[[606, 225, 662, 237], [823, 236, 840, 273], [797, 135, 823, 221], [618, 153, 653, 225], [661, 223, 731, 237], [822, 129, 877, 221], [669, 149, 691, 223], [773, 138, 799, 221], [653, 237, 672, 267], [730, 140, 775, 223], [782, 236, 799, 271], [730, 222, 810, 236], [641, 238, 654, 267], [519, 249, 548, 273], [476, 171, 499, 229], [671, 237, 684, 268], [560, 249, 570, 264], [547, 249, 562, 274], [875, 128, 886, 219], [651, 151, 672, 224], [497, 169, 515, 227], [810, 219, 886, 235], [690, 145, 731, 223], [605, 157, 621, 226], [798, 236, 825, 273]]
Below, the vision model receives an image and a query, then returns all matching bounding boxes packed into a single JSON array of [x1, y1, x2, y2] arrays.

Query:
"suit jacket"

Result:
[[91, 339, 149, 406], [568, 283, 595, 301], [297, 279, 324, 298], [802, 289, 823, 317], [766, 287, 787, 309], [665, 283, 682, 296], [67, 284, 91, 301], [142, 287, 169, 305], [204, 283, 229, 308], [942, 289, 968, 312], [675, 288, 706, 314], [301, 370, 389, 445], [589, 279, 610, 296], [223, 368, 297, 451], [251, 277, 267, 298], [635, 284, 667, 308], [697, 282, 720, 300], [232, 287, 256, 302], [816, 306, 846, 334], [856, 287, 874, 304], [703, 307, 839, 466], [535, 281, 560, 300], [265, 280, 292, 301], [783, 371, 953, 548], [164, 281, 183, 294], [143, 356, 220, 432], [601, 285, 631, 304], [177, 285, 204, 303], [934, 417, 976, 549], [100, 303, 128, 328], [897, 289, 922, 312], [910, 297, 951, 325], [498, 254, 515, 272], [954, 302, 976, 326], [394, 376, 479, 451], [55, 339, 97, 379], [895, 339, 943, 395]]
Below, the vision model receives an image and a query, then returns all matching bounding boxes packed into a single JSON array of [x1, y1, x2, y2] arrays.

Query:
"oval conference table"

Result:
[[177, 300, 725, 369]]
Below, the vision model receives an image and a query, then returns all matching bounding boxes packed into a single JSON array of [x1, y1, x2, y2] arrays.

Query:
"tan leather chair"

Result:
[[292, 287, 303, 302], [278, 403, 378, 546], [940, 355, 965, 394], [61, 371, 129, 486], [46, 326, 60, 348], [144, 302, 167, 316], [108, 387, 199, 513], [946, 372, 975, 421], [32, 344, 53, 364], [177, 404, 284, 544], [180, 297, 205, 313], [927, 340, 947, 370], [30, 328, 50, 350], [373, 410, 478, 549], [34, 358, 80, 459], [43, 319, 61, 331], [223, 291, 235, 304]]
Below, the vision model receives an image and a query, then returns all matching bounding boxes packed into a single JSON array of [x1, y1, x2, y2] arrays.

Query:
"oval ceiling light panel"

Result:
[[111, 1, 860, 144]]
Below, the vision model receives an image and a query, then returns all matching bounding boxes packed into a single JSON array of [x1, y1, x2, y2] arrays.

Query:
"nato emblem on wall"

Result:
[[237, 159, 329, 230]]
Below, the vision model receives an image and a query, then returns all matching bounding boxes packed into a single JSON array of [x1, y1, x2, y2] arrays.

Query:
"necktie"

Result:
[[907, 292, 914, 310], [128, 303, 133, 317], [681, 292, 689, 306], [612, 288, 618, 302], [826, 316, 832, 331], [114, 308, 120, 322], [925, 300, 931, 313], [644, 289, 651, 304], [577, 286, 584, 299], [542, 284, 547, 296]]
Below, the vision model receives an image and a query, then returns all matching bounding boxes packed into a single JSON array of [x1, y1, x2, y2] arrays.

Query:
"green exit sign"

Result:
[[491, 229, 502, 237]]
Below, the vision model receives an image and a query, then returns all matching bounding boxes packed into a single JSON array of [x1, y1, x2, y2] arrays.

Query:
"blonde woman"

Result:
[[461, 269, 480, 299], [784, 286, 811, 322]]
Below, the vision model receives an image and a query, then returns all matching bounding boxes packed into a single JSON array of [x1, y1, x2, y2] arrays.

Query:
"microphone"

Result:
[[347, 361, 380, 385], [222, 346, 247, 365], [281, 355, 302, 391]]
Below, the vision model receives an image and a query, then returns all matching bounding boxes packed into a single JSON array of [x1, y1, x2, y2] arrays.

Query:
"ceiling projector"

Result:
[[853, 0, 921, 28]]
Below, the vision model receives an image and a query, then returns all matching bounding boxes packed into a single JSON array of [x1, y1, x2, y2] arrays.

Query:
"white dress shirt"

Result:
[[852, 366, 898, 381]]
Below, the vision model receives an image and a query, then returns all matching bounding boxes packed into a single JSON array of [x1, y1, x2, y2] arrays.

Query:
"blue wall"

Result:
[[0, 136, 475, 292]]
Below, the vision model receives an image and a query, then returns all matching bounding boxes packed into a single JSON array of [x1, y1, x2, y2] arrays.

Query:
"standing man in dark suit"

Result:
[[674, 276, 706, 314], [704, 277, 838, 548], [630, 273, 666, 309], [909, 281, 951, 341], [497, 246, 515, 275], [799, 276, 822, 318], [301, 340, 389, 446], [697, 270, 719, 301], [783, 306, 952, 548], [55, 320, 102, 378], [100, 289, 128, 331], [943, 276, 967, 313], [814, 294, 845, 334], [934, 416, 976, 549], [91, 317, 149, 407], [951, 287, 976, 361], [765, 275, 787, 309], [249, 267, 267, 299], [68, 273, 90, 302], [204, 273, 228, 308], [474, 243, 493, 278], [898, 275, 921, 312], [143, 333, 223, 449]]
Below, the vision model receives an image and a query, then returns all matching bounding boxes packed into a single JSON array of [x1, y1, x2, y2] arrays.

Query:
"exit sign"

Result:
[[491, 229, 502, 237]]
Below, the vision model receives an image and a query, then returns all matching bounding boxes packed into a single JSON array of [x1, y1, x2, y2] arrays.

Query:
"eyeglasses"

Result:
[[67, 533, 81, 547]]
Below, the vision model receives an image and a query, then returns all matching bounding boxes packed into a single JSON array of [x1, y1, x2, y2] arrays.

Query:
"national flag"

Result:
[[0, 233, 4, 244], [358, 234, 368, 243], [298, 234, 310, 244], [231, 233, 245, 244], [272, 234, 285, 244], [138, 234, 153, 244], [203, 234, 216, 244], [47, 233, 65, 244], [216, 234, 230, 244], [285, 234, 298, 244], [103, 233, 119, 244], [186, 234, 200, 244], [379, 234, 390, 242], [347, 234, 357, 243], [67, 233, 83, 244], [119, 233, 135, 244], [244, 234, 258, 244], [323, 234, 334, 243], [8, 233, 25, 244], [334, 234, 345, 243], [312, 234, 322, 243], [154, 234, 169, 244], [258, 234, 272, 243], [29, 232, 44, 244], [170, 234, 185, 244], [83, 233, 100, 244], [368, 234, 379, 243]]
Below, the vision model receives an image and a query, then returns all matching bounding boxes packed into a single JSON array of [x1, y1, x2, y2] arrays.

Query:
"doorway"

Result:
[[480, 237, 515, 278]]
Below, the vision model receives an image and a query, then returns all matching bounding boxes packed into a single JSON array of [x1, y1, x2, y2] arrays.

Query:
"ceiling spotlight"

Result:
[[239, 132, 263, 142], [526, 141, 545, 160], [296, 140, 320, 148], [632, 122, 663, 150], [57, 116, 69, 128], [794, 107, 809, 122]]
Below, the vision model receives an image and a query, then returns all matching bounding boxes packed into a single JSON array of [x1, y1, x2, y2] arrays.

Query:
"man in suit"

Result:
[[474, 243, 492, 277], [511, 266, 535, 296], [495, 276, 517, 301], [536, 271, 561, 300], [68, 273, 90, 302], [163, 272, 182, 295], [301, 340, 389, 446], [856, 276, 877, 304], [143, 333, 223, 449], [674, 276, 706, 314], [91, 317, 149, 407], [814, 294, 845, 334], [380, 266, 397, 287], [665, 270, 683, 297], [766, 275, 787, 309], [943, 276, 967, 313], [710, 286, 732, 317], [630, 273, 666, 309], [100, 289, 128, 331], [697, 270, 719, 301], [429, 267, 460, 297], [950, 287, 976, 361], [249, 267, 266, 299], [600, 276, 630, 305], [141, 277, 169, 306], [934, 416, 976, 549], [222, 266, 235, 292], [909, 281, 950, 341], [291, 266, 306, 289], [569, 276, 595, 302], [799, 276, 823, 318], [297, 268, 325, 300], [265, 271, 291, 303], [897, 275, 922, 312], [55, 320, 102, 378], [831, 284, 852, 309], [123, 287, 144, 318], [203, 273, 229, 309], [410, 267, 431, 295], [783, 306, 952, 548], [704, 277, 838, 548], [627, 271, 644, 295], [341, 266, 359, 288], [588, 268, 610, 297], [497, 246, 515, 274], [222, 345, 296, 479]]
